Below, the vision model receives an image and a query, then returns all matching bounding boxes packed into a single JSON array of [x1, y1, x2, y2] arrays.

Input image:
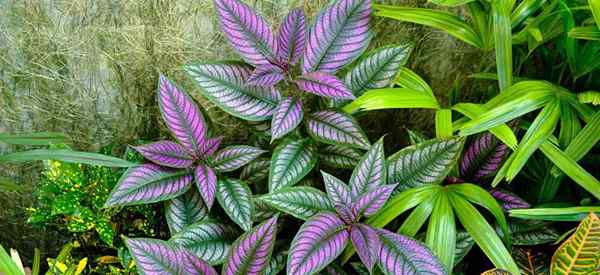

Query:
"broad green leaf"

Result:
[[268, 139, 317, 192], [393, 67, 434, 97], [319, 145, 362, 169], [551, 110, 600, 176], [426, 191, 456, 269], [539, 141, 600, 200], [590, 0, 600, 28], [449, 193, 519, 274], [558, 101, 581, 147], [568, 26, 600, 40], [452, 103, 517, 149], [467, 2, 494, 50], [406, 129, 429, 145], [256, 186, 333, 220], [492, 0, 514, 91], [342, 88, 440, 113], [374, 5, 483, 48], [240, 158, 270, 184], [454, 230, 475, 266], [216, 178, 254, 231], [170, 220, 238, 265], [0, 132, 68, 146], [435, 109, 453, 138], [165, 189, 209, 235], [398, 193, 437, 237], [0, 149, 136, 167], [508, 221, 559, 245], [506, 99, 561, 180], [550, 213, 600, 274], [510, 207, 600, 221], [387, 137, 463, 190]]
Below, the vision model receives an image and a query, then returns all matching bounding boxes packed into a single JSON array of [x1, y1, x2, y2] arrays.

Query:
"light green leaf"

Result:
[[590, 0, 600, 28], [452, 103, 517, 149], [492, 0, 514, 91], [0, 149, 136, 167], [552, 110, 600, 176], [511, 0, 546, 28], [510, 206, 600, 221], [393, 67, 434, 97], [577, 91, 600, 105], [430, 0, 477, 7], [426, 191, 456, 270], [435, 109, 453, 138], [398, 192, 437, 237], [558, 101, 581, 147], [0, 132, 68, 146], [342, 88, 440, 113], [0, 245, 24, 275], [268, 139, 317, 192], [216, 178, 254, 231], [374, 5, 483, 48], [568, 26, 600, 40]]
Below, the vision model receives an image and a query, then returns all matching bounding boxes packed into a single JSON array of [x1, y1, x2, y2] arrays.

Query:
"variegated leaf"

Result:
[[257, 186, 333, 220], [125, 238, 218, 275], [306, 110, 370, 150], [158, 75, 207, 155], [223, 216, 278, 275], [350, 224, 379, 273], [211, 145, 266, 172], [350, 138, 386, 198], [171, 220, 239, 265], [213, 0, 278, 66], [216, 178, 254, 231], [195, 164, 217, 209], [165, 189, 209, 235], [240, 158, 270, 184], [321, 171, 352, 207], [269, 139, 317, 192], [271, 97, 304, 142], [513, 247, 549, 275], [133, 141, 194, 168], [319, 145, 362, 169], [551, 213, 600, 274], [253, 197, 279, 222], [104, 164, 192, 207], [481, 269, 512, 275], [388, 137, 463, 191], [198, 136, 223, 159], [345, 44, 412, 96], [278, 8, 306, 65], [489, 188, 530, 211], [351, 184, 396, 218], [265, 253, 286, 275], [460, 132, 510, 180], [454, 230, 475, 266], [247, 65, 285, 87], [376, 229, 447, 275], [302, 0, 372, 73], [295, 72, 355, 99], [287, 212, 350, 275], [185, 63, 281, 121], [509, 221, 559, 246]]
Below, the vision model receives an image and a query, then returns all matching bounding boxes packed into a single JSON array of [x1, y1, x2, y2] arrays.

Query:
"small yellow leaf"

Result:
[[74, 257, 87, 275]]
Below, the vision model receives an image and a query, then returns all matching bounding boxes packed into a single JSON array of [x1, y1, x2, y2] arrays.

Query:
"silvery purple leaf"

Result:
[[185, 63, 281, 121], [133, 141, 194, 169], [460, 132, 509, 180], [271, 97, 304, 142], [125, 237, 218, 275], [264, 253, 286, 275], [216, 178, 254, 231], [319, 145, 362, 169], [321, 171, 352, 207], [287, 212, 350, 275], [307, 110, 370, 150], [269, 139, 317, 192], [350, 224, 379, 273], [213, 0, 278, 66], [247, 65, 285, 87], [489, 188, 530, 211], [350, 137, 386, 198], [302, 0, 372, 73], [240, 158, 270, 184], [376, 229, 447, 275], [211, 145, 266, 172], [158, 75, 207, 155], [257, 186, 333, 221], [351, 184, 396, 219], [170, 220, 239, 265], [165, 189, 209, 235], [198, 136, 223, 159], [336, 204, 356, 225], [277, 8, 306, 65], [104, 164, 193, 207], [295, 72, 355, 99], [222, 216, 278, 275], [195, 164, 217, 209]]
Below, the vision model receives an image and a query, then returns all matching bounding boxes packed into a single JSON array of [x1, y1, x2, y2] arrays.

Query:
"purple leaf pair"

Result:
[[489, 188, 531, 211], [460, 132, 510, 181]]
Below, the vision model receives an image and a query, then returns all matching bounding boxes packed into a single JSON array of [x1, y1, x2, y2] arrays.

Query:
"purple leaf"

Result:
[[165, 189, 209, 235], [195, 164, 217, 209], [287, 212, 350, 275], [295, 72, 355, 99], [223, 216, 278, 275], [336, 204, 356, 225], [321, 171, 352, 207], [270, 97, 304, 142], [306, 110, 370, 150], [185, 63, 281, 121], [376, 229, 447, 275], [158, 75, 207, 155], [460, 132, 509, 180], [351, 184, 396, 218], [134, 141, 194, 168], [489, 188, 530, 211], [247, 65, 285, 87], [213, 0, 278, 66], [302, 0, 372, 74], [350, 224, 379, 273], [198, 136, 223, 159], [277, 8, 306, 65], [211, 145, 266, 172], [104, 164, 192, 207], [125, 238, 218, 275], [350, 137, 386, 198]]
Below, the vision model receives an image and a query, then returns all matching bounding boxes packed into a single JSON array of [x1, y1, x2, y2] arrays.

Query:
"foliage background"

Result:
[[0, 0, 494, 265]]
